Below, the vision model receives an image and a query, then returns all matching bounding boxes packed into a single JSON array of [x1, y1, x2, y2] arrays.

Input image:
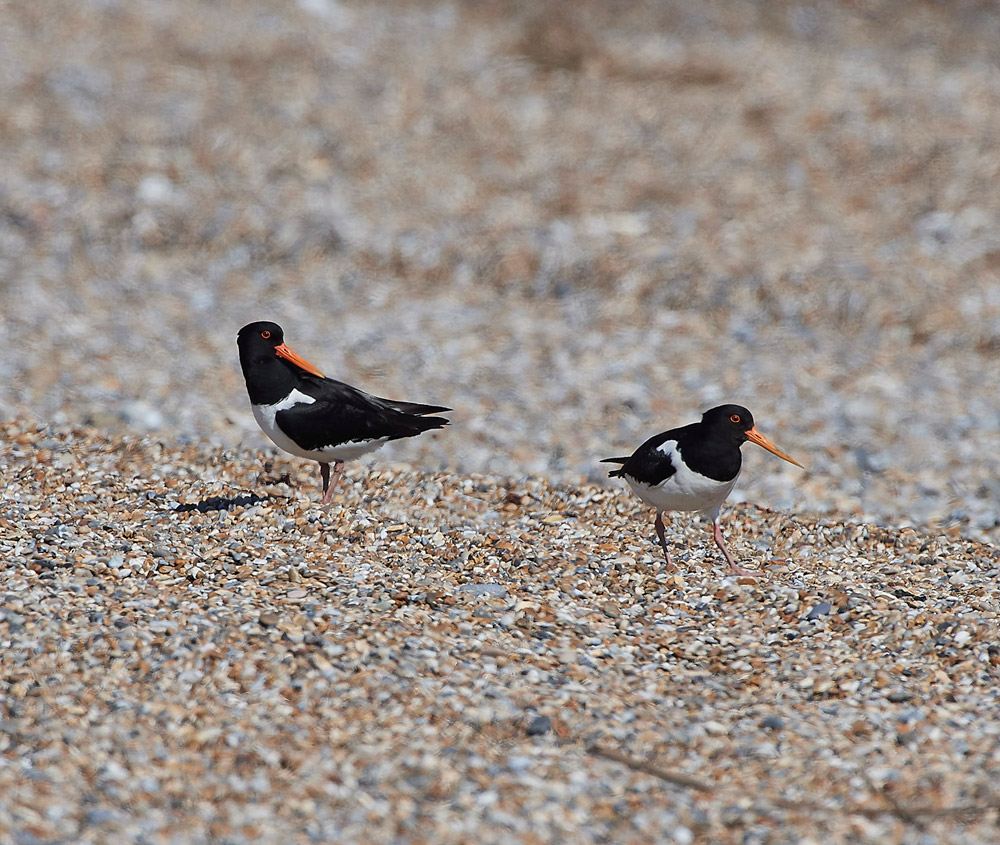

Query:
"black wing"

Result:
[[603, 427, 689, 486], [276, 376, 449, 451]]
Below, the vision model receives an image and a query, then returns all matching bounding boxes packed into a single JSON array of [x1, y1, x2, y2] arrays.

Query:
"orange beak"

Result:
[[274, 343, 325, 378], [745, 426, 803, 468]]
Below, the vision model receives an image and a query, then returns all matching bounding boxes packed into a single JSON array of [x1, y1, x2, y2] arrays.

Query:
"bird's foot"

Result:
[[711, 519, 762, 578], [653, 511, 676, 568], [319, 460, 345, 506]]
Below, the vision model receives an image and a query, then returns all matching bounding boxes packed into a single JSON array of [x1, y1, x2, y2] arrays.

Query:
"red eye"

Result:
[[261, 330, 271, 339], [730, 414, 741, 423]]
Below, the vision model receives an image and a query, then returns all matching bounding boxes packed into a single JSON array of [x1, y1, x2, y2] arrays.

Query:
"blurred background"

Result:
[[1, 0, 998, 539]]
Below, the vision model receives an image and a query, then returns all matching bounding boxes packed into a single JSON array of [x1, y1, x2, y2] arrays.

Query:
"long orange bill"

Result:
[[745, 426, 804, 468], [274, 343, 325, 378]]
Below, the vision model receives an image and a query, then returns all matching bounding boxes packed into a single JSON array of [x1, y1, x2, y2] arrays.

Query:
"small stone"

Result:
[[99, 761, 129, 781], [459, 583, 507, 598], [673, 827, 694, 845], [526, 715, 551, 736], [85, 809, 118, 825], [807, 601, 832, 620], [0, 610, 26, 628], [813, 677, 835, 694]]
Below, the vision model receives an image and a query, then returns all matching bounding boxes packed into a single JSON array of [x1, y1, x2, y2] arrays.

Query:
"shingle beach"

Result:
[[2, 2, 999, 842]]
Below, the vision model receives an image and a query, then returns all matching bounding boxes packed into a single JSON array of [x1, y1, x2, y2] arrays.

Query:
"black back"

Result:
[[603, 404, 756, 485]]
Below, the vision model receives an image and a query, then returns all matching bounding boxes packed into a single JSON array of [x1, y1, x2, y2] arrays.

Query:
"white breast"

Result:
[[626, 439, 739, 519], [251, 389, 389, 462]]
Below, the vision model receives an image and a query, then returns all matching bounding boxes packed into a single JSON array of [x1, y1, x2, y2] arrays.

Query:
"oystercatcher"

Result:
[[602, 404, 802, 576], [237, 321, 450, 505]]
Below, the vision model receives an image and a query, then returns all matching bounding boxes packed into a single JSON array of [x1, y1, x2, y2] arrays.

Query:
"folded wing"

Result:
[[276, 377, 450, 452]]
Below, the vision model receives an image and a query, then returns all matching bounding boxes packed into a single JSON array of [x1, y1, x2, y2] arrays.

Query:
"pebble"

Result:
[[459, 583, 508, 598], [19, 429, 997, 843], [526, 715, 552, 737], [807, 601, 833, 620]]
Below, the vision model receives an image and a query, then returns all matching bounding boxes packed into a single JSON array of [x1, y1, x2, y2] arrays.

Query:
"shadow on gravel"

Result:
[[172, 494, 284, 513]]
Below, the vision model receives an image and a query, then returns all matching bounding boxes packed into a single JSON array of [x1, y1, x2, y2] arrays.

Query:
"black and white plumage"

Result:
[[237, 321, 450, 505], [603, 404, 802, 576]]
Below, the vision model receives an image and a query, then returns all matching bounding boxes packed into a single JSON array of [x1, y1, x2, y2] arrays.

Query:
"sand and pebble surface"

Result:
[[2, 0, 1000, 842]]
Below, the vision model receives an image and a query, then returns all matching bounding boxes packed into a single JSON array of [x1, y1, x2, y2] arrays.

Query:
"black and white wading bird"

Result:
[[602, 404, 802, 576], [237, 321, 450, 505]]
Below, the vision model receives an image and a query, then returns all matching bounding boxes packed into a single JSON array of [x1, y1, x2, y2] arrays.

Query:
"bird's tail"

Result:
[[382, 398, 451, 416], [405, 413, 449, 433], [600, 457, 628, 478]]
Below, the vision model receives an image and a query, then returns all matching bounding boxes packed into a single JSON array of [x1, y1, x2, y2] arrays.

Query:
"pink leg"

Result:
[[713, 517, 759, 577], [319, 460, 345, 506], [654, 511, 673, 567]]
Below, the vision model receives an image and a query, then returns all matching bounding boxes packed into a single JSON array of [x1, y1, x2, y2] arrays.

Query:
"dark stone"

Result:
[[807, 601, 832, 620], [526, 715, 551, 736]]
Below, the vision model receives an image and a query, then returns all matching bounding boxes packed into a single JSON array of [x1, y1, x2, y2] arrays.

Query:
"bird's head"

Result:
[[702, 404, 803, 467], [237, 321, 324, 377]]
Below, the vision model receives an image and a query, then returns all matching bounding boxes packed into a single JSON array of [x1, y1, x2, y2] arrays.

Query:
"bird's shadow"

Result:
[[172, 493, 287, 514]]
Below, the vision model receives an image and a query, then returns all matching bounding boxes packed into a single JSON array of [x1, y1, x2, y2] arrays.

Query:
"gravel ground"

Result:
[[2, 0, 999, 537], [2, 422, 1000, 843], [2, 0, 1000, 842]]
